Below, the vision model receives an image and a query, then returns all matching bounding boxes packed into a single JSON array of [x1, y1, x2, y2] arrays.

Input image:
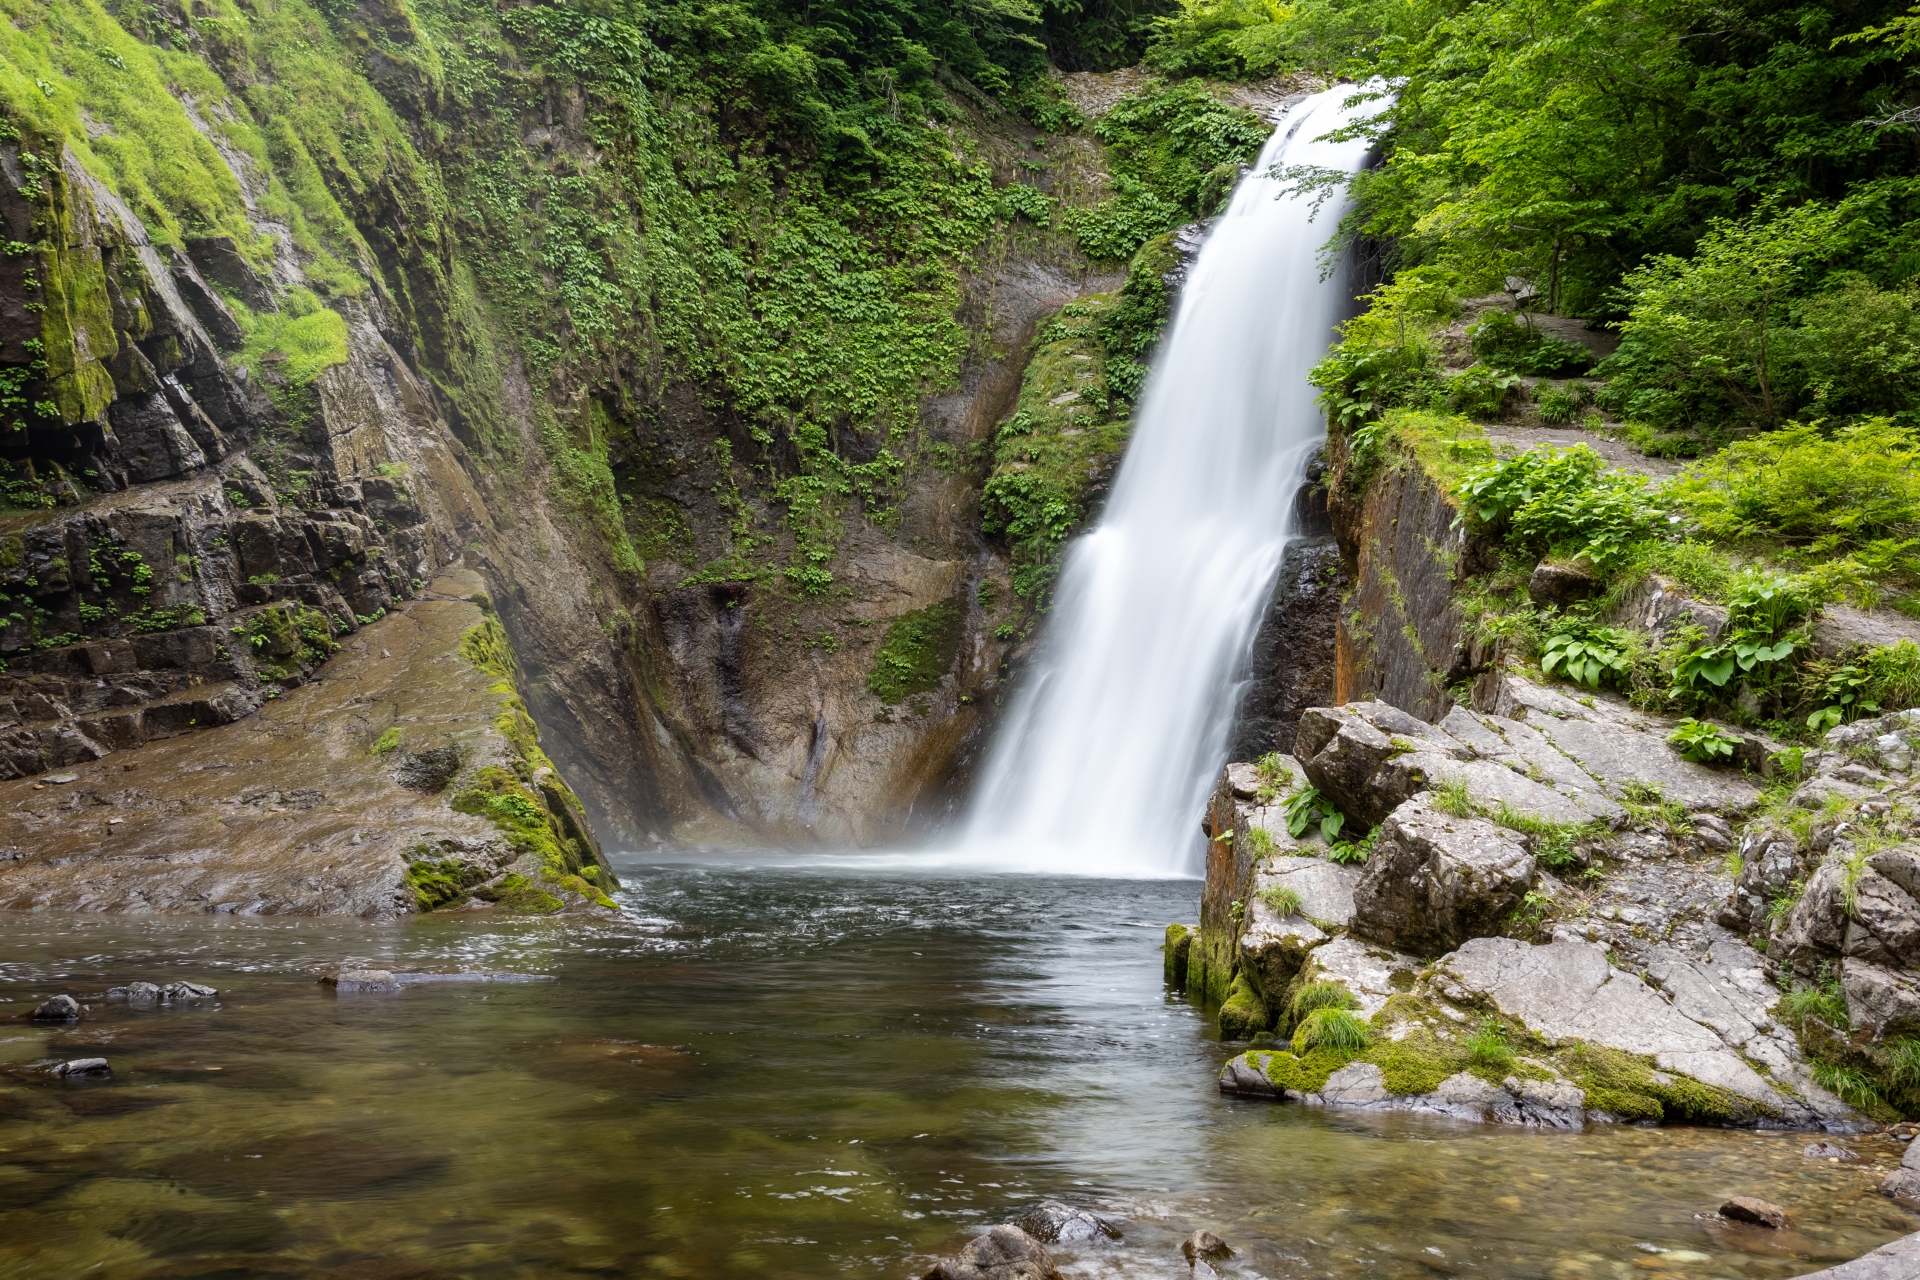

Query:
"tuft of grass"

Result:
[[1430, 775, 1474, 817], [1880, 1037, 1920, 1089], [1620, 780, 1689, 835], [1778, 975, 1848, 1030], [1290, 980, 1359, 1019], [1259, 884, 1303, 917], [1464, 1017, 1514, 1071], [1244, 826, 1278, 858], [1253, 751, 1294, 804], [1291, 1006, 1370, 1055], [1812, 1060, 1884, 1111], [1488, 806, 1591, 870]]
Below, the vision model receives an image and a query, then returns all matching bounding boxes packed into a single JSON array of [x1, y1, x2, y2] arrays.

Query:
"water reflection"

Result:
[[0, 857, 1912, 1278]]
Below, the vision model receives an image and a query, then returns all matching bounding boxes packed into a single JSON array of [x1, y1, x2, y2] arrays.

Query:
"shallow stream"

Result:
[[2, 861, 1914, 1279]]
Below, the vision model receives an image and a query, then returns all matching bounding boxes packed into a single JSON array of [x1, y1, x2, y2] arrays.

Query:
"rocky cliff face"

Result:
[[0, 0, 1248, 859], [1185, 430, 1920, 1134]]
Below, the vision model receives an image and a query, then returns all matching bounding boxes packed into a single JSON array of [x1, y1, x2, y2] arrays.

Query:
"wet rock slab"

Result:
[[0, 571, 561, 917]]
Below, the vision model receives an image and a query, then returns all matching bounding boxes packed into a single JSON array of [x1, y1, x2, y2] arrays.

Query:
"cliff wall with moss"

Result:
[[0, 0, 1299, 851]]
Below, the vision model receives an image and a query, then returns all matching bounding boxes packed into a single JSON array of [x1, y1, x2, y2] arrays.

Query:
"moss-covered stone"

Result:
[[1251, 1044, 1363, 1094], [473, 872, 562, 914], [451, 616, 619, 908], [1164, 923, 1192, 988], [1218, 972, 1272, 1040], [404, 856, 485, 911], [867, 597, 964, 705]]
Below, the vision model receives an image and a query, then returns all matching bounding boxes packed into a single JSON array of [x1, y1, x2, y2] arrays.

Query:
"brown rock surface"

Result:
[[0, 570, 606, 916]]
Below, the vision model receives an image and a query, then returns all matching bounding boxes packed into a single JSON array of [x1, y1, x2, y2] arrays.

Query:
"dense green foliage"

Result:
[[1072, 82, 1268, 259]]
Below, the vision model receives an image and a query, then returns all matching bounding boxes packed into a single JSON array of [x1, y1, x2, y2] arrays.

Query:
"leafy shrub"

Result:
[[1326, 828, 1377, 865], [1455, 445, 1662, 572], [1602, 201, 1850, 431], [1542, 628, 1631, 688], [1468, 311, 1594, 376], [1291, 1006, 1370, 1054], [1668, 573, 1806, 705], [1668, 418, 1920, 557], [1806, 663, 1881, 732], [1446, 363, 1523, 418], [1283, 786, 1346, 841], [1536, 385, 1578, 424], [1791, 277, 1920, 421], [1311, 343, 1445, 433], [1072, 83, 1271, 261], [1668, 718, 1740, 764]]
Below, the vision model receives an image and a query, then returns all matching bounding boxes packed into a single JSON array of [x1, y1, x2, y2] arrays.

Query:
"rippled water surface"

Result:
[[1, 858, 1914, 1279]]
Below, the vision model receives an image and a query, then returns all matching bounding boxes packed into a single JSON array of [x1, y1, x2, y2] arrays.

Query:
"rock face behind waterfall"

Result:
[[1185, 670, 1893, 1131]]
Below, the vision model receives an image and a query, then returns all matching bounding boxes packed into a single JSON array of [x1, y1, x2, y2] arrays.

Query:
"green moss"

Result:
[[867, 597, 964, 705], [1252, 1045, 1364, 1095], [451, 620, 617, 906], [981, 293, 1137, 604], [1163, 922, 1192, 987], [371, 727, 401, 756], [1368, 1024, 1469, 1096], [1218, 972, 1271, 1040], [473, 872, 562, 915], [1553, 1042, 1758, 1123], [405, 856, 485, 911], [234, 290, 350, 388]]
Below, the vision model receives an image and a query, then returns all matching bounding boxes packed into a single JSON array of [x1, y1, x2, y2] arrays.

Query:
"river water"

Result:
[[2, 861, 1913, 1279]]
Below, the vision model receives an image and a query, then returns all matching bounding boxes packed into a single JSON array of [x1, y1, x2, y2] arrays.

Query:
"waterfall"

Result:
[[957, 85, 1382, 878]]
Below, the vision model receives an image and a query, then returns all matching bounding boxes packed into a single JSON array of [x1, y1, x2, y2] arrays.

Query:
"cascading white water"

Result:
[[957, 85, 1382, 878]]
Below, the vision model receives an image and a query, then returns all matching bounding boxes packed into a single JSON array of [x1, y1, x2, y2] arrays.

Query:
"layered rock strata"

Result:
[[1189, 671, 1878, 1129]]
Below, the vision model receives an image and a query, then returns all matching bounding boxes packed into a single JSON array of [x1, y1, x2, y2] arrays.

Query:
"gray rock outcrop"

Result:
[[1351, 795, 1534, 955], [1789, 1230, 1920, 1280]]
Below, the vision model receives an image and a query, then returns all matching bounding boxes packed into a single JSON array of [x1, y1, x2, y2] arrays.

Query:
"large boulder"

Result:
[[922, 1225, 1062, 1280], [1294, 704, 1415, 828], [1249, 855, 1360, 926], [1777, 860, 1852, 957], [1351, 794, 1535, 955], [1843, 871, 1920, 968], [1236, 903, 1327, 1009], [1720, 827, 1804, 933], [1434, 936, 1785, 1109], [1842, 957, 1920, 1041]]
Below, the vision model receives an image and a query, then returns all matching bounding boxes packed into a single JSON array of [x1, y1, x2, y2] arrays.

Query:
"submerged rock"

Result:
[[1011, 1201, 1121, 1244], [321, 969, 401, 993], [31, 995, 80, 1022], [1881, 1138, 1920, 1205], [1719, 1196, 1790, 1229], [52, 1058, 110, 1078], [921, 1224, 1061, 1280], [1181, 1229, 1232, 1263]]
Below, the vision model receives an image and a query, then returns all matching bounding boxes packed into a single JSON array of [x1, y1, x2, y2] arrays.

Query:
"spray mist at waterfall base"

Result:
[[925, 85, 1387, 879]]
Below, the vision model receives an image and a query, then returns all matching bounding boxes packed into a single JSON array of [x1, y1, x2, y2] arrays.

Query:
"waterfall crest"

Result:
[[956, 85, 1381, 878]]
